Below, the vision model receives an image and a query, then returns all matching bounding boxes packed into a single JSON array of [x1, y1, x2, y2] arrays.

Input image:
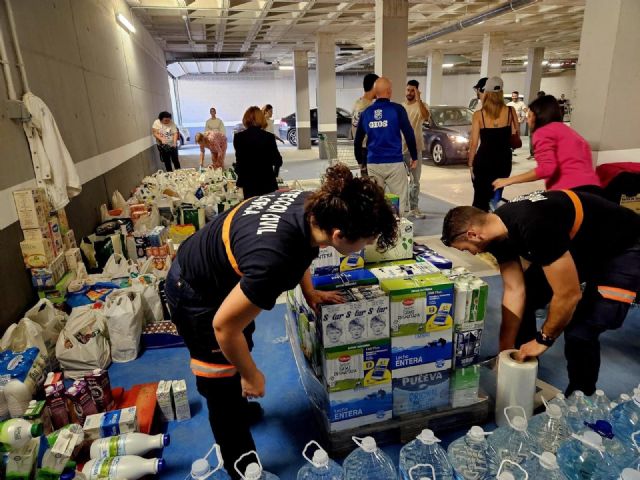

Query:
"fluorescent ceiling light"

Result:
[[116, 13, 136, 33], [523, 61, 528, 66], [549, 63, 563, 68], [443, 63, 454, 68], [278, 65, 294, 70], [541, 60, 549, 65]]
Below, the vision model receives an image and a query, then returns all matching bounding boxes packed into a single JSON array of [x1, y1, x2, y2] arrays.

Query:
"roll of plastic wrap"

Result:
[[495, 349, 538, 427]]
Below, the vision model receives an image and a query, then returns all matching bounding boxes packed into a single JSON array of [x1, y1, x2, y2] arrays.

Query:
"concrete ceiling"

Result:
[[126, 0, 585, 74]]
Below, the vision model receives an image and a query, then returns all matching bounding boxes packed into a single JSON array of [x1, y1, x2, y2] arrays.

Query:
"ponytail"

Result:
[[305, 164, 397, 250]]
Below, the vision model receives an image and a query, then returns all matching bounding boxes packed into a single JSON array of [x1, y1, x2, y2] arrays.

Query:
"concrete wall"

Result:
[[176, 70, 576, 134], [0, 0, 170, 328]]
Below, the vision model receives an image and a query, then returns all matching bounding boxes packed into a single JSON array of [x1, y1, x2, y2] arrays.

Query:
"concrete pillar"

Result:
[[315, 33, 337, 160], [480, 33, 504, 78], [293, 50, 311, 150], [374, 0, 408, 103], [425, 50, 443, 105], [572, 0, 640, 165], [524, 47, 544, 104]]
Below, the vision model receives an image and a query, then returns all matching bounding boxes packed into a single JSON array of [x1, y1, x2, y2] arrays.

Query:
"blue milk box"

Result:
[[392, 365, 451, 416], [321, 383, 393, 432], [322, 339, 392, 392], [312, 269, 378, 291]]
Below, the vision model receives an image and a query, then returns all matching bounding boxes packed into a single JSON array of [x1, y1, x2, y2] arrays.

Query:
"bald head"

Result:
[[374, 77, 392, 99]]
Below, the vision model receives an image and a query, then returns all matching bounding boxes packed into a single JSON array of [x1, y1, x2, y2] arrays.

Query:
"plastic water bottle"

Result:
[[407, 464, 435, 480], [496, 459, 528, 480], [591, 390, 612, 420], [4, 379, 32, 418], [586, 420, 637, 469], [528, 401, 570, 454], [550, 393, 569, 414], [566, 406, 585, 434], [297, 441, 343, 480], [343, 436, 396, 480], [611, 393, 640, 445], [90, 432, 170, 458], [0, 418, 43, 448], [487, 406, 537, 465], [556, 430, 617, 480], [399, 429, 454, 480], [447, 426, 497, 479], [234, 451, 279, 480], [522, 451, 567, 480], [619, 394, 632, 404], [568, 391, 595, 422], [82, 456, 165, 479], [191, 444, 232, 480]]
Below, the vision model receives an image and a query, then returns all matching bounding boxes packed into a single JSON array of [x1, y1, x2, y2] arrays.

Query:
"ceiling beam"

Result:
[[241, 0, 274, 54], [215, 0, 230, 53]]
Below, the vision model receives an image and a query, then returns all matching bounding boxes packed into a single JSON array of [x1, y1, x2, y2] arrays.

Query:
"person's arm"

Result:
[[531, 128, 559, 181], [493, 169, 540, 190], [499, 260, 527, 351], [418, 97, 429, 122], [354, 114, 366, 165], [199, 145, 205, 167], [270, 134, 283, 177], [213, 284, 265, 398], [468, 112, 481, 169], [299, 269, 345, 314], [518, 251, 582, 360], [171, 125, 179, 147], [398, 106, 418, 166], [152, 127, 165, 144]]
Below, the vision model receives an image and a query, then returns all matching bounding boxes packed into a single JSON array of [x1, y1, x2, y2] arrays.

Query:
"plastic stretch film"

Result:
[[495, 349, 538, 427]]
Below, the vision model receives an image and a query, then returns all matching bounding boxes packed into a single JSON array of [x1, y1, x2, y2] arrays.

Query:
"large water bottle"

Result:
[[399, 429, 454, 480], [568, 391, 595, 422], [611, 393, 640, 446], [487, 407, 537, 466], [343, 436, 396, 480], [407, 464, 435, 480], [522, 451, 567, 480], [550, 393, 569, 414], [585, 421, 638, 470], [496, 459, 528, 480], [191, 444, 232, 480], [591, 390, 612, 420], [447, 426, 497, 479], [566, 406, 585, 434], [619, 394, 632, 404], [297, 441, 343, 480], [620, 468, 640, 480], [528, 400, 570, 454], [234, 451, 279, 480], [557, 430, 618, 480]]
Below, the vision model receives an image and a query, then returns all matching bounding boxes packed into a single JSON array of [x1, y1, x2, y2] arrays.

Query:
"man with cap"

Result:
[[470, 77, 488, 112], [440, 190, 640, 396]]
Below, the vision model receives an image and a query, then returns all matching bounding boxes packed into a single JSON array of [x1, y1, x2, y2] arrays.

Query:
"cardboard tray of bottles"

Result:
[[285, 310, 490, 456]]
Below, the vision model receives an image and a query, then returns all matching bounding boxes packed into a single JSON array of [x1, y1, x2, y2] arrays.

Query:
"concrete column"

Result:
[[315, 33, 337, 160], [524, 47, 544, 104], [293, 50, 311, 150], [480, 33, 504, 78], [572, 0, 640, 165], [374, 0, 408, 103], [425, 50, 443, 105]]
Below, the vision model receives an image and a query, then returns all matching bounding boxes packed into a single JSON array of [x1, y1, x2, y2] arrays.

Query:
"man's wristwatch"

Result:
[[536, 330, 555, 347]]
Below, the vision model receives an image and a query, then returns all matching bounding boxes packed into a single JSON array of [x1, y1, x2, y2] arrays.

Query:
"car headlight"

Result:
[[448, 134, 469, 144]]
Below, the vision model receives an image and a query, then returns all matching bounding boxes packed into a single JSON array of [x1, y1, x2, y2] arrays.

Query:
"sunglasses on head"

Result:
[[441, 230, 468, 247]]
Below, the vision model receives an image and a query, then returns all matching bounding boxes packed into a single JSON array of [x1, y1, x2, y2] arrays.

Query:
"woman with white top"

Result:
[[261, 104, 284, 144], [151, 111, 180, 171]]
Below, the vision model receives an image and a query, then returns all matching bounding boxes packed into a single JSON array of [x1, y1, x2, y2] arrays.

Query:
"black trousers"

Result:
[[515, 241, 640, 396], [472, 168, 511, 211], [158, 145, 181, 171], [164, 260, 255, 480]]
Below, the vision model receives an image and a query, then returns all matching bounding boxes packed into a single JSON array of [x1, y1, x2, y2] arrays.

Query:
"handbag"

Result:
[[509, 107, 522, 149]]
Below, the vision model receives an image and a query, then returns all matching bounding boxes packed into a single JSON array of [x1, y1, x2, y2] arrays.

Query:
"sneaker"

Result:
[[411, 209, 426, 219]]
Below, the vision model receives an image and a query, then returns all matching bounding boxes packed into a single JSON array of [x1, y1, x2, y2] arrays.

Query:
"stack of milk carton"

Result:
[[442, 267, 488, 408], [378, 273, 455, 416]]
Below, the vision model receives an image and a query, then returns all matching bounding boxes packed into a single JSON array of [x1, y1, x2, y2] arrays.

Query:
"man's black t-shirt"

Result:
[[177, 190, 319, 310], [489, 190, 640, 279]]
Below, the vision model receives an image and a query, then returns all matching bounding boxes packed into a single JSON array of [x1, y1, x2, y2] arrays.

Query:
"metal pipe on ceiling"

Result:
[[335, 0, 538, 73]]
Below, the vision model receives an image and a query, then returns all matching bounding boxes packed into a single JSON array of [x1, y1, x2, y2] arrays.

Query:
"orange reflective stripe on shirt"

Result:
[[221, 197, 254, 277], [562, 189, 584, 240], [190, 358, 237, 378], [598, 285, 637, 304]]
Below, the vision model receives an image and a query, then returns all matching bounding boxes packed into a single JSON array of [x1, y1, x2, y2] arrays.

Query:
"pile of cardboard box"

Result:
[[14, 188, 80, 303]]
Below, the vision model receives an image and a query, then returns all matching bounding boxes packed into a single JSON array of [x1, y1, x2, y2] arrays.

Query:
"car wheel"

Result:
[[177, 135, 184, 149], [287, 129, 298, 146], [431, 141, 448, 166]]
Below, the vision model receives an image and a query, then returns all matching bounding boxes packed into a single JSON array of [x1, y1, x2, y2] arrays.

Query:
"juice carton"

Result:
[[155, 380, 175, 422], [171, 380, 191, 421], [83, 369, 114, 412], [45, 383, 70, 430], [66, 379, 99, 425], [83, 407, 138, 440]]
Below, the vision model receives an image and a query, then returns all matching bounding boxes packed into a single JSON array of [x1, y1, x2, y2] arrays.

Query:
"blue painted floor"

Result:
[[107, 189, 640, 479]]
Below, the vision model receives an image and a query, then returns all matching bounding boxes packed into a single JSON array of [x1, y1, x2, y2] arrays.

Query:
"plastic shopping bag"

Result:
[[24, 299, 67, 370], [0, 318, 50, 369], [103, 253, 132, 280], [129, 275, 164, 324], [55, 306, 111, 379], [103, 290, 143, 363], [111, 190, 127, 210]]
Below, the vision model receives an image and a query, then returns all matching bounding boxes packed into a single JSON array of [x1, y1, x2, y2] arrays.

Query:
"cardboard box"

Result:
[[392, 367, 451, 416], [20, 237, 56, 268], [369, 261, 439, 281], [620, 193, 640, 214], [172, 379, 191, 421], [364, 218, 413, 263], [64, 248, 82, 272], [83, 407, 138, 440], [311, 246, 340, 276], [312, 269, 378, 291], [156, 380, 175, 422], [391, 332, 453, 376], [13, 189, 50, 229], [31, 253, 67, 289], [47, 217, 64, 255], [62, 230, 77, 251], [414, 244, 453, 270], [37, 271, 74, 304], [321, 383, 392, 432], [451, 364, 481, 408], [322, 339, 391, 393], [450, 276, 488, 332], [454, 328, 483, 368], [56, 208, 70, 233]]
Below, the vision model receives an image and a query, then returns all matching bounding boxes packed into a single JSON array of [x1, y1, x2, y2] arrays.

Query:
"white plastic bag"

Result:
[[129, 276, 164, 324], [103, 253, 132, 279], [133, 207, 161, 233], [0, 318, 50, 369], [103, 290, 143, 363], [24, 299, 67, 370], [111, 190, 127, 210], [56, 306, 111, 379]]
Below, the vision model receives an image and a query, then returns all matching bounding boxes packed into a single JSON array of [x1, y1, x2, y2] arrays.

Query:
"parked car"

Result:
[[176, 125, 190, 148], [278, 108, 353, 146], [422, 106, 472, 166]]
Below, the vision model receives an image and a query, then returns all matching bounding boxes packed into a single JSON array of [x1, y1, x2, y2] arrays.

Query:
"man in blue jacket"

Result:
[[354, 77, 418, 215]]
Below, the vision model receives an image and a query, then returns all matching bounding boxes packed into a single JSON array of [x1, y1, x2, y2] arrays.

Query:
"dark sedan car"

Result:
[[278, 108, 353, 146], [422, 106, 472, 166]]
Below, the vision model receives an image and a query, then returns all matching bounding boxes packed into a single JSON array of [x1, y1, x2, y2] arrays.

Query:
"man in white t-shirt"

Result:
[[402, 80, 430, 219], [507, 90, 527, 137], [205, 107, 225, 134]]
